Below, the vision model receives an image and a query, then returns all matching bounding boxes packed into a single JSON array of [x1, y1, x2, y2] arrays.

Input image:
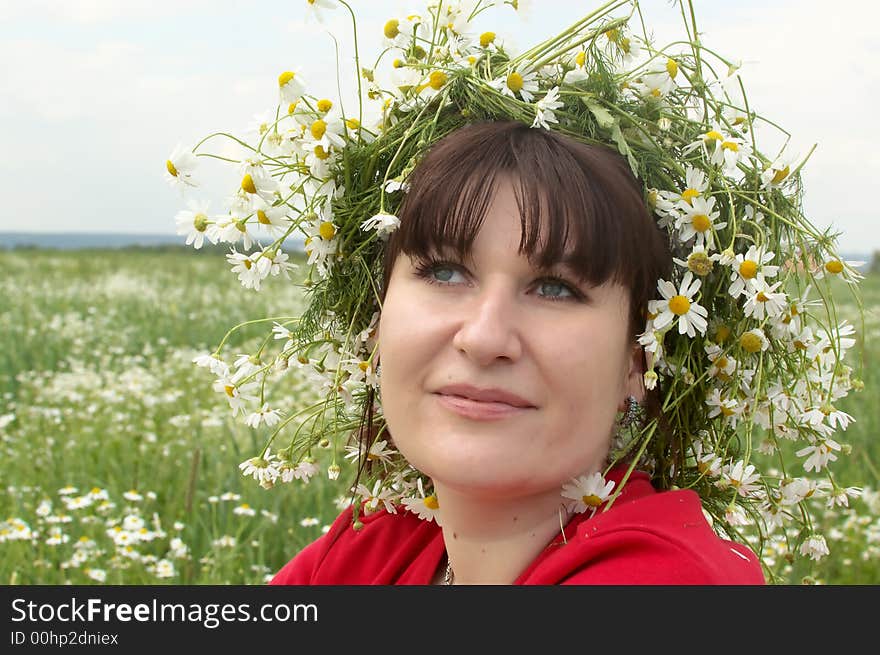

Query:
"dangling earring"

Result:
[[619, 396, 642, 428]]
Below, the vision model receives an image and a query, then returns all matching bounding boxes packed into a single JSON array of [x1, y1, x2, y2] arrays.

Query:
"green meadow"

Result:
[[1, 248, 877, 584]]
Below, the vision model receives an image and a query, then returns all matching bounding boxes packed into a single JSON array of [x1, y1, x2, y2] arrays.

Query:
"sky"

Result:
[[0, 0, 877, 255]]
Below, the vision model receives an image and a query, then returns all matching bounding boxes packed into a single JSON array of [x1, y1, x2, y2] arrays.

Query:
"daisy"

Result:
[[278, 69, 306, 105], [401, 478, 442, 525], [344, 439, 396, 464], [123, 489, 143, 502], [245, 403, 282, 429], [799, 534, 829, 561], [796, 438, 842, 472], [175, 200, 216, 249], [253, 200, 291, 238], [164, 144, 198, 190], [192, 352, 229, 377], [760, 151, 797, 189], [728, 246, 778, 297], [652, 271, 709, 338], [719, 459, 761, 498], [493, 68, 539, 102], [226, 250, 272, 291], [532, 86, 564, 130], [675, 166, 708, 206], [814, 256, 865, 284], [777, 477, 819, 506], [742, 273, 787, 320], [356, 479, 397, 515], [307, 116, 347, 152], [233, 503, 256, 516], [360, 212, 400, 239], [676, 196, 726, 249], [299, 517, 320, 527], [154, 559, 176, 579], [213, 376, 259, 416], [705, 388, 741, 427], [560, 471, 615, 514], [825, 486, 862, 509], [238, 454, 281, 485]]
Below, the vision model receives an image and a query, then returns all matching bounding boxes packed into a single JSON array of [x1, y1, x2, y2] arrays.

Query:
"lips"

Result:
[[434, 383, 536, 408]]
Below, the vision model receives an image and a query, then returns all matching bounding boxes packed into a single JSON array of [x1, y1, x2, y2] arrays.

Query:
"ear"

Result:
[[623, 342, 646, 404]]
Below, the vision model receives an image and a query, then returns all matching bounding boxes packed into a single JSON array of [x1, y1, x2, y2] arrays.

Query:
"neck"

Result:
[[433, 482, 572, 585]]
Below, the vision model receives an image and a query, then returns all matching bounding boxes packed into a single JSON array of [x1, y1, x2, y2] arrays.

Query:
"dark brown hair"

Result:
[[380, 120, 671, 337], [355, 120, 671, 478]]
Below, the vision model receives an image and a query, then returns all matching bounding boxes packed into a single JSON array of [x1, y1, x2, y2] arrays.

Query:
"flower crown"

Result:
[[167, 0, 864, 576]]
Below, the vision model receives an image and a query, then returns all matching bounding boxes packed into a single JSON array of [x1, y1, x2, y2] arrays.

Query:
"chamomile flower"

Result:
[[799, 534, 830, 561], [192, 353, 229, 377], [213, 376, 259, 416], [226, 250, 272, 291], [361, 212, 400, 239], [742, 273, 787, 320], [676, 196, 725, 249], [344, 439, 396, 464], [239, 454, 281, 485], [760, 152, 797, 189], [245, 403, 282, 429], [560, 472, 615, 514], [175, 201, 216, 250], [653, 271, 708, 338], [719, 460, 762, 498], [531, 86, 564, 130], [796, 438, 842, 473], [728, 246, 778, 297], [493, 68, 539, 102], [401, 478, 442, 525], [164, 144, 198, 190], [814, 256, 865, 284], [278, 70, 306, 105]]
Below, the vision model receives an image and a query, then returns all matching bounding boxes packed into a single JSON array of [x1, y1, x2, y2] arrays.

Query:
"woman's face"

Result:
[[378, 177, 644, 499]]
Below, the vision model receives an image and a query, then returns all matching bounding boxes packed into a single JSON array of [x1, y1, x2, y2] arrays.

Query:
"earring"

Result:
[[619, 396, 642, 428]]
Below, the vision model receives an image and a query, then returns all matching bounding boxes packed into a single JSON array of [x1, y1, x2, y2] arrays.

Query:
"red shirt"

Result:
[[269, 469, 765, 585]]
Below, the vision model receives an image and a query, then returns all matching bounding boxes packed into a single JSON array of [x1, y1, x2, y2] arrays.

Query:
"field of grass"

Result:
[[0, 248, 877, 584]]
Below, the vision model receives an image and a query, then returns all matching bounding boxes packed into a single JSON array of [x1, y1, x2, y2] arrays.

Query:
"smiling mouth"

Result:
[[433, 393, 535, 420]]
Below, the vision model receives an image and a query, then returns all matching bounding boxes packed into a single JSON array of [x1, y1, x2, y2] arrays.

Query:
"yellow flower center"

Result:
[[345, 118, 360, 130], [582, 494, 603, 507], [193, 212, 208, 232], [739, 260, 758, 279], [358, 361, 369, 373], [704, 130, 723, 142], [392, 58, 404, 68], [605, 28, 620, 43], [669, 295, 691, 316], [619, 37, 631, 54], [319, 221, 336, 240], [824, 259, 844, 275], [278, 71, 295, 87], [310, 119, 327, 140], [771, 165, 790, 184], [428, 70, 447, 90], [288, 101, 298, 115], [681, 188, 700, 204], [721, 140, 739, 152], [715, 326, 731, 343], [384, 19, 400, 39], [313, 145, 330, 160], [575, 51, 586, 67], [480, 31, 496, 47], [793, 339, 807, 351], [721, 405, 735, 417], [241, 174, 256, 194], [506, 71, 524, 93], [756, 292, 769, 302], [691, 214, 711, 232], [224, 385, 235, 397], [739, 333, 763, 353], [687, 251, 713, 276], [650, 88, 661, 98], [243, 259, 252, 270], [424, 495, 439, 510], [715, 356, 729, 370], [165, 160, 178, 177], [666, 58, 678, 79], [257, 209, 270, 225], [316, 98, 333, 112]]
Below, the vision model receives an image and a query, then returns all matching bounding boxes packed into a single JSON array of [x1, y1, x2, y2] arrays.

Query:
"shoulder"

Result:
[[526, 473, 765, 585], [269, 505, 438, 585]]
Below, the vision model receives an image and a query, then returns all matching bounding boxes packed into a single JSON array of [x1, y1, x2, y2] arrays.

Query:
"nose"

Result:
[[451, 281, 523, 365]]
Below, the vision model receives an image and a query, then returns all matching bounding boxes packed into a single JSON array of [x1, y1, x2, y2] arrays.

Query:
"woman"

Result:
[[269, 121, 765, 585]]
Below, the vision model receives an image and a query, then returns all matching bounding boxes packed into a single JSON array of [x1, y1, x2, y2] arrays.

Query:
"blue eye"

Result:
[[413, 257, 582, 303]]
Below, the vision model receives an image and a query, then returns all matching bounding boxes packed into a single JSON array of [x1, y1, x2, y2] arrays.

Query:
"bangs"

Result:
[[381, 121, 670, 330]]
